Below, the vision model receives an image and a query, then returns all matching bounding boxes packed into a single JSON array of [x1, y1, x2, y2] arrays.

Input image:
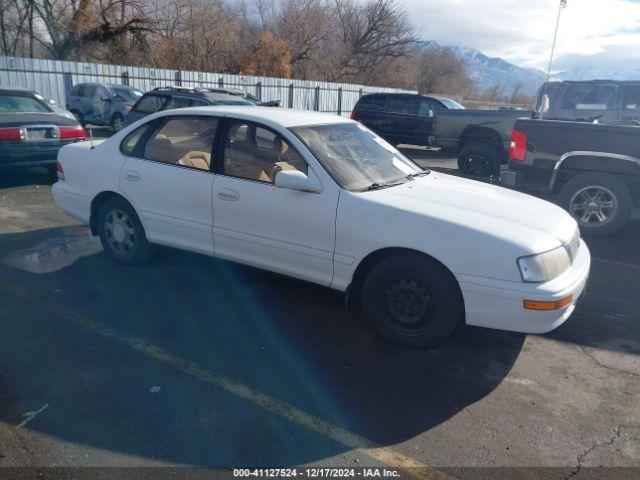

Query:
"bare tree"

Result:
[[414, 46, 472, 96]]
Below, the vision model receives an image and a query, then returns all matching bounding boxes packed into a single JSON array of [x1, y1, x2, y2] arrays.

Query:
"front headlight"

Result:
[[517, 247, 571, 283]]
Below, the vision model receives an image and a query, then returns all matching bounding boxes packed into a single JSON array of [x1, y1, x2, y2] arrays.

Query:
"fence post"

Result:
[[314, 86, 320, 111], [337, 87, 342, 116], [174, 71, 181, 86], [256, 82, 262, 101], [359, 88, 363, 98], [218, 77, 224, 88], [288, 83, 294, 108], [63, 72, 73, 95], [121, 71, 130, 86]]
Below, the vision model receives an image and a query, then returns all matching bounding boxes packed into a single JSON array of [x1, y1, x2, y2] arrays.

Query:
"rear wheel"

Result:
[[360, 253, 464, 349], [558, 172, 632, 237], [457, 141, 502, 177], [97, 197, 155, 265]]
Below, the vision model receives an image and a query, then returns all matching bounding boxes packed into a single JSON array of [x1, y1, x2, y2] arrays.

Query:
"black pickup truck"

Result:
[[433, 108, 533, 177], [500, 118, 640, 236]]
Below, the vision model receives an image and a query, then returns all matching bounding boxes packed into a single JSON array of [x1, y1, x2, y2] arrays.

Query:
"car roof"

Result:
[[0, 87, 38, 95], [75, 83, 137, 89], [151, 106, 352, 128]]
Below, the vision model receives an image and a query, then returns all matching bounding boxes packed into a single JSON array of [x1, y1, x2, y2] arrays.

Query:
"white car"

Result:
[[52, 106, 590, 348]]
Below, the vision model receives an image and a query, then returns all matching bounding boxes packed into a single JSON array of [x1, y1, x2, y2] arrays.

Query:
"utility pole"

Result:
[[547, 0, 567, 80]]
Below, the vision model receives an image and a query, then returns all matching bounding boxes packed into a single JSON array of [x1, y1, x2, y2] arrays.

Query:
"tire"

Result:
[[70, 110, 84, 126], [457, 141, 503, 177], [111, 113, 125, 132], [360, 253, 464, 349], [557, 172, 632, 237], [97, 197, 155, 265]]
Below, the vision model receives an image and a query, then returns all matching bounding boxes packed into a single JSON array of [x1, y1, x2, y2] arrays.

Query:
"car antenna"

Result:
[[89, 128, 94, 149]]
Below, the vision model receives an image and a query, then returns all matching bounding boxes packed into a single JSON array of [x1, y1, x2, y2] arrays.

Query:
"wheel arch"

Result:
[[90, 191, 132, 235], [459, 126, 503, 151], [346, 247, 465, 317], [551, 152, 640, 200]]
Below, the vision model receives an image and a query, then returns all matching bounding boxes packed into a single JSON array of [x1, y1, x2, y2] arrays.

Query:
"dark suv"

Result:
[[351, 93, 464, 147], [125, 86, 256, 126]]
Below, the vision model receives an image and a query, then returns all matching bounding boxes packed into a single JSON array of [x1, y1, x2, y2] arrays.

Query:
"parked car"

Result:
[[66, 83, 143, 131], [124, 86, 256, 126], [433, 107, 533, 177], [500, 117, 640, 236], [52, 106, 590, 348], [536, 80, 640, 124], [0, 87, 85, 174], [351, 93, 464, 148]]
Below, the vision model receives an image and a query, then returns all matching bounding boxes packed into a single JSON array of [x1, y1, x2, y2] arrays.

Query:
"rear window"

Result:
[[622, 85, 640, 110], [357, 95, 386, 111], [0, 94, 51, 113], [561, 85, 617, 110], [134, 95, 166, 113]]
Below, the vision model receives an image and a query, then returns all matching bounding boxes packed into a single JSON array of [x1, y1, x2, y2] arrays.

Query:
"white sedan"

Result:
[[52, 106, 590, 348]]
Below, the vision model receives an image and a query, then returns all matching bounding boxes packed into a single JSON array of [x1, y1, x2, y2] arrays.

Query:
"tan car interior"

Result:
[[144, 118, 217, 170], [224, 122, 307, 183]]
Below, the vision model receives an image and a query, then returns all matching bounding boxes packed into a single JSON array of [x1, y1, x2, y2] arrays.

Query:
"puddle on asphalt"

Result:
[[3, 227, 103, 274]]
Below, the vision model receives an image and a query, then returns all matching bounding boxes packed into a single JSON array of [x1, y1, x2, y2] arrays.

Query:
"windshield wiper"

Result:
[[406, 170, 431, 179], [360, 180, 407, 191]]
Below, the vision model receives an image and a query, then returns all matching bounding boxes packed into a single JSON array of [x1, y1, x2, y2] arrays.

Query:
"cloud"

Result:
[[401, 0, 640, 69]]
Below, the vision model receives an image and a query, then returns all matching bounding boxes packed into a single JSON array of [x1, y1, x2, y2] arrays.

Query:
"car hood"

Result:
[[0, 112, 80, 128], [367, 172, 578, 253]]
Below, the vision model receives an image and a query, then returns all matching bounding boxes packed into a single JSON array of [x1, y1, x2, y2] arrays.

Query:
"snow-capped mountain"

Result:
[[420, 42, 547, 96]]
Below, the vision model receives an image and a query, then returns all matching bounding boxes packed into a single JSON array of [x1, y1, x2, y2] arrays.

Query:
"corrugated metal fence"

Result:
[[0, 56, 415, 116]]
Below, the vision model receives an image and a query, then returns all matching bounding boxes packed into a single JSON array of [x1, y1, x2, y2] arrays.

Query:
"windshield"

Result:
[[291, 123, 424, 191], [0, 94, 51, 113], [439, 98, 465, 109], [111, 87, 142, 103]]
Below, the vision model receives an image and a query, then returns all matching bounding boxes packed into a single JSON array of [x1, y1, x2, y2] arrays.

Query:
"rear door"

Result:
[[386, 95, 420, 146], [119, 115, 219, 255]]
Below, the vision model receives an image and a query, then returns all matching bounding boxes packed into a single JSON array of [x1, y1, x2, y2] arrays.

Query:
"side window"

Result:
[[134, 95, 166, 113], [622, 85, 640, 110], [162, 97, 191, 110], [142, 116, 218, 170], [223, 121, 308, 183], [387, 96, 417, 114], [358, 95, 386, 111], [70, 85, 84, 97], [84, 85, 97, 99], [418, 99, 435, 117], [190, 99, 208, 107], [120, 124, 151, 156]]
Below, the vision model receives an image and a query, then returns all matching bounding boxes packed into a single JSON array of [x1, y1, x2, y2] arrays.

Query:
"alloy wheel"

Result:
[[570, 185, 617, 227]]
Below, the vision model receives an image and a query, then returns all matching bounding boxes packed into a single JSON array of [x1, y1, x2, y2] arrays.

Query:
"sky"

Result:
[[402, 0, 640, 70]]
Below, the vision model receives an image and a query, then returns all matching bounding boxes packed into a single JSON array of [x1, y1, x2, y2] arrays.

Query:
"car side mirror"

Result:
[[274, 170, 322, 193], [101, 96, 111, 102]]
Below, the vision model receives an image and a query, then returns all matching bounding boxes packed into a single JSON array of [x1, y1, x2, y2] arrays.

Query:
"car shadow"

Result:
[[0, 227, 525, 466], [0, 166, 55, 189]]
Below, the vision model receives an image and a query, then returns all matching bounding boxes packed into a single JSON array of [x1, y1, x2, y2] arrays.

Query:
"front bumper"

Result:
[[458, 239, 590, 334]]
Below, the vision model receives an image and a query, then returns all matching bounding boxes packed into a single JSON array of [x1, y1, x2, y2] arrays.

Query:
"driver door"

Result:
[[212, 119, 339, 286]]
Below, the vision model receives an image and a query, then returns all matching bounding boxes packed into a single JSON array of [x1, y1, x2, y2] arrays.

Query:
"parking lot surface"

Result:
[[0, 156, 639, 477]]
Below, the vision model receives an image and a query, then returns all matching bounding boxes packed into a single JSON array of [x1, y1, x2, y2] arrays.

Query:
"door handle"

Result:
[[125, 170, 141, 181], [218, 189, 239, 201]]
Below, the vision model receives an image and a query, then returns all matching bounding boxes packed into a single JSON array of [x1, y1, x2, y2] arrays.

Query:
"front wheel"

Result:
[[360, 253, 464, 349], [111, 113, 125, 132], [558, 173, 632, 237], [97, 197, 155, 265]]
